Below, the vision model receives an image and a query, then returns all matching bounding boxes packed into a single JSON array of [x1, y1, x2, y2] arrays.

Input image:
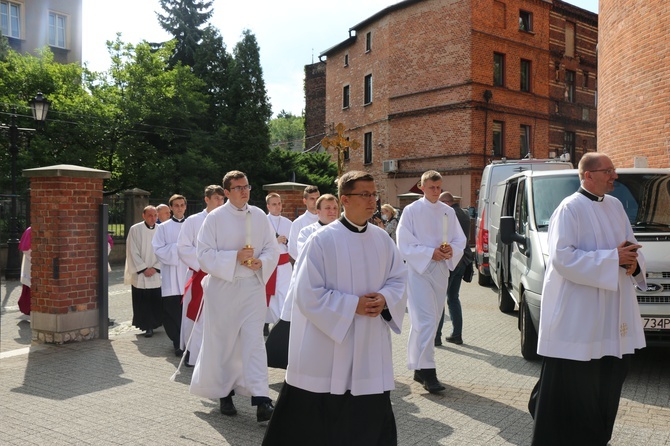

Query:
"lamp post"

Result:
[[3, 93, 50, 280]]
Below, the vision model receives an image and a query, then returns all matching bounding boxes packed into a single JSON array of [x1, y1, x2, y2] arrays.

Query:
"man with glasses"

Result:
[[263, 171, 407, 445], [528, 153, 645, 445], [397, 170, 466, 394], [190, 171, 280, 423]]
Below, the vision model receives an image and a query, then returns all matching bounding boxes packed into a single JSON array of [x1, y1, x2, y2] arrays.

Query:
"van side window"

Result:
[[515, 180, 529, 254]]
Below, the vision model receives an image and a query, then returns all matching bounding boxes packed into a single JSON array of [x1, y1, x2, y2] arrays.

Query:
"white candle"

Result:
[[442, 213, 449, 244], [245, 210, 252, 246]]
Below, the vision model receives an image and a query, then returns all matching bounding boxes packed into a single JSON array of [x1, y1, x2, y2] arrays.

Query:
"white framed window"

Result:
[[0, 1, 21, 39], [48, 11, 67, 48]]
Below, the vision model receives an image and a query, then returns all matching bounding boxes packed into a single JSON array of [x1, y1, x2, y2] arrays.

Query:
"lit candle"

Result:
[[442, 213, 449, 244], [245, 210, 252, 246]]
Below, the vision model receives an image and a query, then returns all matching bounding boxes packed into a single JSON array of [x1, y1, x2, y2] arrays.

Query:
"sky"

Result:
[[82, 0, 598, 118]]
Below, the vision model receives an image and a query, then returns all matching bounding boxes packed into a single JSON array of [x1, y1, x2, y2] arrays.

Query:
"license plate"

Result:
[[643, 317, 670, 330]]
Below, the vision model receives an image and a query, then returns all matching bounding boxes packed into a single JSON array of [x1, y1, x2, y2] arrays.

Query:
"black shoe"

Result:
[[183, 351, 193, 367], [175, 348, 183, 357], [434, 338, 443, 346], [256, 401, 274, 422], [263, 323, 270, 336], [144, 329, 153, 338], [220, 397, 237, 416], [420, 369, 446, 394], [108, 318, 115, 327], [413, 370, 425, 384], [445, 336, 463, 345]]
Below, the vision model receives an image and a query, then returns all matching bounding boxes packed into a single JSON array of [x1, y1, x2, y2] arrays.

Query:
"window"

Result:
[[342, 85, 350, 109], [364, 132, 372, 164], [520, 125, 531, 158], [344, 53, 349, 67], [493, 121, 504, 156], [520, 59, 531, 92], [583, 71, 589, 88], [565, 22, 576, 58], [364, 74, 372, 105], [494, 53, 505, 87], [519, 10, 533, 32], [565, 70, 575, 102], [49, 12, 67, 48], [582, 107, 590, 121], [0, 1, 21, 39], [365, 32, 371, 52], [564, 131, 575, 161]]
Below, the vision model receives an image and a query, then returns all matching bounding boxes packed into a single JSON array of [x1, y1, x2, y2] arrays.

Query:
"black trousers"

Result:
[[263, 382, 397, 446], [529, 355, 632, 446], [162, 295, 182, 349], [131, 286, 162, 331], [265, 319, 290, 369]]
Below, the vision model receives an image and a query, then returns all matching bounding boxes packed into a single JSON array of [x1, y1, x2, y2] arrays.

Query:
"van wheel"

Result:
[[520, 296, 539, 360], [478, 271, 491, 287], [497, 273, 515, 313]]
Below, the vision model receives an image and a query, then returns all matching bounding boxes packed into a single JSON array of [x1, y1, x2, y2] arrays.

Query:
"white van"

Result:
[[497, 168, 670, 359], [474, 159, 571, 286]]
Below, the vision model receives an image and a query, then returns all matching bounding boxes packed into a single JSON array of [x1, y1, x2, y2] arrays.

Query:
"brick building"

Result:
[[307, 0, 597, 207], [598, 0, 670, 168]]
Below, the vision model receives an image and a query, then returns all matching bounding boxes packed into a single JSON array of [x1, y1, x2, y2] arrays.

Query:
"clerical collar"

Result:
[[578, 187, 604, 202], [317, 220, 327, 226], [231, 203, 248, 212], [338, 215, 367, 233], [171, 216, 186, 223], [144, 222, 155, 230]]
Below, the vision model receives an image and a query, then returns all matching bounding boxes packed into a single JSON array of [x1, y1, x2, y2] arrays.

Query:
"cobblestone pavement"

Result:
[[1, 269, 669, 445]]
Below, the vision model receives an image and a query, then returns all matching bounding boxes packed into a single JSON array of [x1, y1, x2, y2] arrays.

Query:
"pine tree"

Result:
[[156, 0, 213, 67]]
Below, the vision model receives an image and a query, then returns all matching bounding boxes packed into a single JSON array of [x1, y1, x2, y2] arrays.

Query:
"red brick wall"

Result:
[[30, 177, 104, 314], [598, 0, 670, 167], [304, 62, 327, 150]]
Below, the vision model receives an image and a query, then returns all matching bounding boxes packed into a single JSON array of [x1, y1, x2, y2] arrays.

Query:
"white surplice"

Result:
[[177, 209, 208, 362], [124, 222, 162, 289], [152, 218, 188, 296], [266, 214, 293, 324], [288, 210, 318, 260], [286, 220, 407, 396], [397, 197, 466, 370], [538, 192, 646, 360], [190, 202, 280, 399]]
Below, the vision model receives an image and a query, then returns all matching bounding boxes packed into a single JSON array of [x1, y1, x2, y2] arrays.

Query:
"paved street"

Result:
[[1, 268, 669, 445]]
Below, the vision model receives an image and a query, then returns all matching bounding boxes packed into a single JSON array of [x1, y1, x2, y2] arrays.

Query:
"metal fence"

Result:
[[0, 194, 29, 243], [104, 194, 125, 239]]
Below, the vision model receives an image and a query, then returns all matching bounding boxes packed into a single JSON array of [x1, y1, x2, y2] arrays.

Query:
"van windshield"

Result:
[[532, 173, 670, 232]]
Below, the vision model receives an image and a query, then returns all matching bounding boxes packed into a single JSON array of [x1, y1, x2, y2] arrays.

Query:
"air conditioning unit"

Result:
[[382, 159, 398, 173]]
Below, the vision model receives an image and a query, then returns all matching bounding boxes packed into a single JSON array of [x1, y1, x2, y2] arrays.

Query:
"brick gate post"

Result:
[[23, 164, 111, 344]]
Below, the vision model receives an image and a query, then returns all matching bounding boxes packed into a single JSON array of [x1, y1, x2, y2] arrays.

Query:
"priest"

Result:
[[396, 170, 466, 393], [263, 171, 407, 445], [287, 185, 320, 260], [528, 153, 646, 445], [264, 192, 293, 333], [190, 170, 279, 423]]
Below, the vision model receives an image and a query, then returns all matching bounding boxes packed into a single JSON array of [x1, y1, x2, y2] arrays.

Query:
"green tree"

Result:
[[269, 110, 305, 151], [156, 0, 213, 68]]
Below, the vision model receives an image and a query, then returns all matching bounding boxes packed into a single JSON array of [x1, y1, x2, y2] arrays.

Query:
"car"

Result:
[[474, 159, 571, 286]]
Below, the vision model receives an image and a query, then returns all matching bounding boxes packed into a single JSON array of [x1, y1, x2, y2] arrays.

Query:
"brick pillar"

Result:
[[23, 164, 111, 344], [262, 182, 311, 220]]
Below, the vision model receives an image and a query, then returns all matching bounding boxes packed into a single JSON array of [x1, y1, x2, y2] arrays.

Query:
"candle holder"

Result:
[[244, 244, 254, 266]]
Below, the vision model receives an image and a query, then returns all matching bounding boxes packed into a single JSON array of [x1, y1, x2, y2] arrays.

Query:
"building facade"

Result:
[[1, 0, 82, 64], [308, 0, 597, 207], [598, 0, 669, 168]]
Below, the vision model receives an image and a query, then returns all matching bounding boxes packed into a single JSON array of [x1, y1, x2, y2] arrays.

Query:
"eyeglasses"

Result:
[[229, 185, 252, 192], [345, 192, 379, 201], [589, 168, 616, 175]]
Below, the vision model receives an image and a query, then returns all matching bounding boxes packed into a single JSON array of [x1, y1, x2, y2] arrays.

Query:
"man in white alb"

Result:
[[177, 185, 225, 366], [287, 185, 319, 261], [190, 170, 279, 422], [263, 171, 407, 445], [264, 192, 292, 333], [397, 170, 466, 393], [153, 194, 189, 356]]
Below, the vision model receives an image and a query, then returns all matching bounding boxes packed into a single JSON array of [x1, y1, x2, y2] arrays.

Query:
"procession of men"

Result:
[[121, 159, 644, 445]]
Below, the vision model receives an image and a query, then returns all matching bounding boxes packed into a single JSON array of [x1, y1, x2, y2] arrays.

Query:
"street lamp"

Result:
[[3, 92, 50, 280]]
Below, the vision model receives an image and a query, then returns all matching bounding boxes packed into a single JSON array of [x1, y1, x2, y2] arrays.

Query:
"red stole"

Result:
[[265, 253, 290, 305], [184, 269, 207, 321]]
